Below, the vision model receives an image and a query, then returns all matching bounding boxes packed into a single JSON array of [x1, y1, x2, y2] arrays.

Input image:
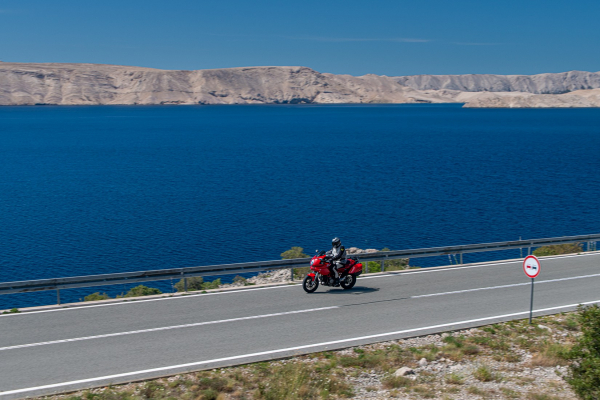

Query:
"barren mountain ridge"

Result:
[[1, 62, 599, 107]]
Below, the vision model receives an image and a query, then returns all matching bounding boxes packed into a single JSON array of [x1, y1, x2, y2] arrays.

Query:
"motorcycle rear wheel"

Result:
[[303, 276, 319, 293], [340, 274, 357, 290]]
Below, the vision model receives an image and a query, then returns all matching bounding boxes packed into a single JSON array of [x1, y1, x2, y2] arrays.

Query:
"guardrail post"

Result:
[[380, 259, 385, 273], [291, 267, 294, 281], [184, 277, 188, 292], [519, 236, 522, 258], [459, 253, 463, 265], [57, 288, 61, 305]]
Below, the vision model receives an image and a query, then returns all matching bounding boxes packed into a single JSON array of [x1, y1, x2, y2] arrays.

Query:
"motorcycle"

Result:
[[302, 250, 364, 293]]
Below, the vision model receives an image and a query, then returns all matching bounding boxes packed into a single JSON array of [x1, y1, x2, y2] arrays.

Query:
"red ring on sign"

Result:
[[523, 255, 541, 278]]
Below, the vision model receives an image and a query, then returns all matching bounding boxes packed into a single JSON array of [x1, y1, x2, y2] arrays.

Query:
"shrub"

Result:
[[121, 285, 162, 298], [367, 261, 382, 273], [281, 247, 309, 259], [201, 278, 222, 290], [474, 364, 501, 382], [174, 276, 204, 292], [233, 275, 247, 285], [382, 375, 413, 389], [445, 372, 464, 385], [1, 308, 20, 314], [282, 247, 310, 279], [381, 248, 409, 271], [293, 267, 311, 279], [533, 243, 582, 257], [83, 292, 110, 302], [566, 304, 600, 400]]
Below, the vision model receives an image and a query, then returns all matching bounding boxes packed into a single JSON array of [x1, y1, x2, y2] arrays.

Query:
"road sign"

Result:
[[523, 255, 541, 278]]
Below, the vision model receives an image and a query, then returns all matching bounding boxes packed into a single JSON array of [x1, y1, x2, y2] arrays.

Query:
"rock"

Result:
[[394, 367, 414, 377], [538, 324, 553, 333], [418, 358, 428, 367]]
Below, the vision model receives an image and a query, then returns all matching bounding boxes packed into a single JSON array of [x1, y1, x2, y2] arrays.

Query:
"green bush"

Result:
[[367, 261, 382, 273], [201, 278, 222, 290], [381, 248, 409, 271], [566, 304, 600, 399], [174, 276, 205, 292], [120, 285, 162, 298], [282, 246, 310, 279], [293, 267, 311, 279], [83, 292, 110, 302], [281, 246, 309, 259], [533, 243, 582, 257], [173, 276, 221, 291], [1, 308, 20, 314]]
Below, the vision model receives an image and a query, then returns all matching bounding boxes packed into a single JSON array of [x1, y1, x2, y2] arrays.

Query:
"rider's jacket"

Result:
[[327, 244, 347, 265]]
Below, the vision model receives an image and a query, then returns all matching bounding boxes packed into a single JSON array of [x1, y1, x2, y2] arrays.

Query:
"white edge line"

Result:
[[2, 252, 597, 317], [3, 298, 600, 396]]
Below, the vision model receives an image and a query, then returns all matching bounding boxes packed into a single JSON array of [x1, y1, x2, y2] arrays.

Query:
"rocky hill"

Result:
[[1, 61, 599, 107], [395, 70, 600, 94]]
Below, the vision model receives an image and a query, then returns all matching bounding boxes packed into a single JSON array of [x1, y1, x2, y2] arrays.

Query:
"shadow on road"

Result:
[[316, 287, 380, 295]]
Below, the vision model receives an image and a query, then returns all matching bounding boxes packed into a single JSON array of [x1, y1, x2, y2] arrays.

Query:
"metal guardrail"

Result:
[[1, 234, 598, 305]]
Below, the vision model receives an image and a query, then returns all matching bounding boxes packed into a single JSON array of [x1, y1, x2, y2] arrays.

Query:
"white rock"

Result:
[[418, 358, 428, 367], [394, 367, 414, 377]]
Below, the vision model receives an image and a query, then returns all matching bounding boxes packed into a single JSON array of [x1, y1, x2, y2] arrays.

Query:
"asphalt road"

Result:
[[1, 252, 599, 399]]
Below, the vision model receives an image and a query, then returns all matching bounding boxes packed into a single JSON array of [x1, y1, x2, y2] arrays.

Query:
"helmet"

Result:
[[332, 237, 341, 247]]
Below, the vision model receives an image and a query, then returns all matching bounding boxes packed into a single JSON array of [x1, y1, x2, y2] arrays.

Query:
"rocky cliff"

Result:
[[395, 71, 600, 94], [1, 62, 599, 107]]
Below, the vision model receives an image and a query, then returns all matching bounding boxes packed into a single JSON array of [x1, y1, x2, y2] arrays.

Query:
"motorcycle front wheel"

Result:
[[340, 274, 357, 290], [303, 276, 319, 293]]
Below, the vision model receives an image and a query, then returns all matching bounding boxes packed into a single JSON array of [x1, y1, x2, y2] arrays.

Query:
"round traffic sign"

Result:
[[523, 255, 541, 278]]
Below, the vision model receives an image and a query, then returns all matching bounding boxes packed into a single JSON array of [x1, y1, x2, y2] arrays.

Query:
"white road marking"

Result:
[[1, 252, 597, 317], [3, 298, 600, 397], [411, 272, 600, 298], [0, 306, 338, 352], [3, 270, 599, 352]]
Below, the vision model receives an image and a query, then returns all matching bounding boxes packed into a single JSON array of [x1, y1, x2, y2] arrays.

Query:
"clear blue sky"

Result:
[[1, 0, 598, 76]]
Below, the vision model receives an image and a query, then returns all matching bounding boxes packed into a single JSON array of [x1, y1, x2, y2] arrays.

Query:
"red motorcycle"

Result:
[[302, 251, 364, 293]]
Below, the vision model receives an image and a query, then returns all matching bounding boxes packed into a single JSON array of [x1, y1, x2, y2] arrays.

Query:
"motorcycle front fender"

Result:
[[307, 273, 316, 281]]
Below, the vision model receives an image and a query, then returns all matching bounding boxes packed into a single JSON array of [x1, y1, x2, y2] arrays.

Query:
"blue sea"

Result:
[[1, 104, 599, 308]]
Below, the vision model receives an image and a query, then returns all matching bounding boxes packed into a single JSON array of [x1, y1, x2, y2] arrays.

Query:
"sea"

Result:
[[1, 104, 599, 309]]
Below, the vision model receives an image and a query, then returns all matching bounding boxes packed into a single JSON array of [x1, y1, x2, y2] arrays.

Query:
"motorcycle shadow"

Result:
[[319, 287, 380, 295]]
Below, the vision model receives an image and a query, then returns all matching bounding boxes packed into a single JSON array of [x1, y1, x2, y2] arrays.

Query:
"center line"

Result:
[[411, 272, 600, 298], [0, 306, 338, 352]]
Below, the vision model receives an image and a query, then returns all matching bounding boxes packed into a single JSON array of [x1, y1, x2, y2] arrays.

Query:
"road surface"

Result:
[[1, 252, 599, 399]]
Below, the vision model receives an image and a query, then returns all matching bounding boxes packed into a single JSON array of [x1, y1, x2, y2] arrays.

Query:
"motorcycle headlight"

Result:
[[310, 259, 315, 266]]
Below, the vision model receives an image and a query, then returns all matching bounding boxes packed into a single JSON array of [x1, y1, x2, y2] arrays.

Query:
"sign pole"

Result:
[[523, 255, 541, 325], [529, 277, 535, 324]]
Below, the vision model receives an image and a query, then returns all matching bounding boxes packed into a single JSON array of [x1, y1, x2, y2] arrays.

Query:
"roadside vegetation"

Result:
[[82, 285, 163, 301], [533, 243, 583, 257], [42, 306, 600, 400]]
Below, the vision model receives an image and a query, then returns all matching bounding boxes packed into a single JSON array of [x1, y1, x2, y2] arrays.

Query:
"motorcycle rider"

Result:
[[326, 237, 346, 286]]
